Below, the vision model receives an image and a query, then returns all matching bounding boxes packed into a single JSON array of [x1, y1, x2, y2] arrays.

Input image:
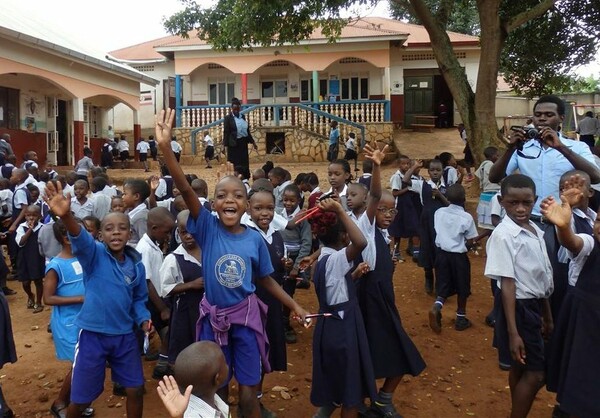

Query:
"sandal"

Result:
[[81, 407, 95, 417], [50, 404, 67, 418], [26, 299, 34, 309], [33, 304, 44, 313]]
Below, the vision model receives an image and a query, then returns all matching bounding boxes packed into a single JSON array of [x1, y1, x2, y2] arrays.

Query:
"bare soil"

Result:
[[1, 128, 555, 417]]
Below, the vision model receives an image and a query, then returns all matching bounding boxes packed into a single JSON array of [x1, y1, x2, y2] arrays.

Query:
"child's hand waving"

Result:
[[540, 195, 572, 229], [561, 174, 585, 208], [157, 375, 192, 418], [44, 181, 71, 217], [155, 109, 175, 148], [363, 142, 389, 166]]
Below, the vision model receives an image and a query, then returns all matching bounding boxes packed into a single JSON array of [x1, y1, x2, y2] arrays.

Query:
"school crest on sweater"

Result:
[[216, 254, 246, 288]]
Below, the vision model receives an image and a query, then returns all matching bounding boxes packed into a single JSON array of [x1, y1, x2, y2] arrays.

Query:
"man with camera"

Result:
[[489, 94, 600, 222]]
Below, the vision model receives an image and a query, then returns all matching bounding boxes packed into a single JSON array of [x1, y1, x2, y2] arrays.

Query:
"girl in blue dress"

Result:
[[42, 220, 91, 418], [309, 196, 376, 418]]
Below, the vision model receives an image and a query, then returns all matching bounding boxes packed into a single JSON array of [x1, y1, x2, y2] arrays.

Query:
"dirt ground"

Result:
[[1, 128, 556, 417]]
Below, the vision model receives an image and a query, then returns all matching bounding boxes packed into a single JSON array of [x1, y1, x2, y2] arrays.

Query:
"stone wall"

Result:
[[172, 121, 395, 164]]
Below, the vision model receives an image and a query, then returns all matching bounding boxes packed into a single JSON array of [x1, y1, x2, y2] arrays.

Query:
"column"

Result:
[[241, 73, 248, 104], [175, 74, 182, 127], [312, 70, 319, 104], [72, 98, 85, 165], [383, 67, 391, 121], [133, 110, 141, 161]]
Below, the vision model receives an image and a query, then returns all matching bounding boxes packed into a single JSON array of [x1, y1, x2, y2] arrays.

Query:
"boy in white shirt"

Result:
[[171, 137, 183, 162], [203, 131, 219, 169], [117, 137, 130, 170], [136, 138, 151, 172]]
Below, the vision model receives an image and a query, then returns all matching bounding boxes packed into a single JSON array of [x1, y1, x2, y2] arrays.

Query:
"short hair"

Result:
[[559, 169, 591, 189], [231, 97, 241, 107], [282, 183, 301, 199], [177, 209, 190, 226], [82, 216, 101, 231], [445, 184, 465, 205], [91, 176, 108, 192], [483, 146, 499, 159], [348, 182, 368, 194], [124, 179, 150, 202], [252, 168, 265, 180], [304, 172, 319, 187], [585, 111, 594, 117], [251, 178, 274, 193], [83, 147, 93, 156], [74, 179, 89, 189], [52, 219, 68, 243], [428, 158, 443, 169], [534, 95, 565, 116], [349, 132, 356, 139], [437, 152, 454, 166], [397, 154, 410, 161], [191, 179, 208, 196], [501, 174, 536, 197], [362, 160, 373, 173], [268, 166, 286, 180], [294, 173, 307, 185]]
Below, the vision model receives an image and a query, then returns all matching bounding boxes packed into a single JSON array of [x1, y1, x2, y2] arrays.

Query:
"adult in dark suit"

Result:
[[223, 97, 257, 170]]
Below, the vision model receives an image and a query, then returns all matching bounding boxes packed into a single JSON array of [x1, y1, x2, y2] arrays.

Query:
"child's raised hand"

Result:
[[43, 181, 71, 218], [540, 195, 572, 228], [412, 159, 423, 169], [561, 174, 585, 207], [157, 375, 192, 418], [363, 142, 389, 166], [149, 175, 160, 192], [155, 109, 175, 147]]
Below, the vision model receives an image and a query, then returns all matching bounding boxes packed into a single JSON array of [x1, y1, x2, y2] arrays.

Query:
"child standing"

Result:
[[353, 144, 426, 417], [44, 182, 152, 418], [16, 205, 45, 313], [74, 148, 95, 182], [429, 184, 478, 332], [156, 108, 309, 418], [327, 121, 340, 162], [203, 131, 219, 169], [389, 155, 422, 261], [326, 159, 352, 210], [344, 132, 358, 162], [122, 179, 150, 246], [485, 174, 553, 418], [278, 184, 312, 343], [159, 210, 204, 366], [71, 180, 94, 219], [42, 220, 92, 418], [136, 137, 151, 172], [439, 152, 462, 186], [148, 135, 158, 161], [474, 147, 501, 234], [403, 159, 450, 295], [171, 136, 183, 162], [309, 197, 375, 418], [117, 136, 130, 169]]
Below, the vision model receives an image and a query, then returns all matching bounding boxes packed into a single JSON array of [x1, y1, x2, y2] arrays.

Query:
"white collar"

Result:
[[245, 218, 277, 244], [173, 244, 201, 266], [139, 233, 161, 251], [128, 203, 147, 218], [309, 186, 321, 196], [282, 205, 301, 220]]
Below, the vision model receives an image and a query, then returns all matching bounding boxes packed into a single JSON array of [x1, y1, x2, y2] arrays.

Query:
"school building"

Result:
[[109, 17, 481, 163], [0, 3, 157, 166]]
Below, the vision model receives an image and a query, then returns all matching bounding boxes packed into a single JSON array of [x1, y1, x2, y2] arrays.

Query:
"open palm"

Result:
[[157, 376, 192, 418], [540, 195, 571, 228], [363, 143, 388, 166], [43, 181, 71, 217]]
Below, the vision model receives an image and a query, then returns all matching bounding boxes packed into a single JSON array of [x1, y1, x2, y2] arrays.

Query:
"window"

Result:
[[341, 76, 369, 100], [319, 79, 328, 98], [300, 79, 311, 101], [0, 87, 19, 130], [209, 81, 235, 105]]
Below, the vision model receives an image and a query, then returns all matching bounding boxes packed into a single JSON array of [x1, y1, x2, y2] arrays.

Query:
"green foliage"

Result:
[[389, 0, 479, 35]]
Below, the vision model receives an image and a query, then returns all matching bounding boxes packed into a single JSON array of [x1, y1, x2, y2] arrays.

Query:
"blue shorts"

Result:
[[71, 330, 144, 404], [199, 317, 261, 386]]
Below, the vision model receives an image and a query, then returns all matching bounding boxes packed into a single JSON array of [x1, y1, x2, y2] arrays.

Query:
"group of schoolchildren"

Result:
[[0, 106, 598, 418]]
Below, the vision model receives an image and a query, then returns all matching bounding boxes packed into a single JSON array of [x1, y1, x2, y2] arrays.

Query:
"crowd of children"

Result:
[[0, 101, 599, 418]]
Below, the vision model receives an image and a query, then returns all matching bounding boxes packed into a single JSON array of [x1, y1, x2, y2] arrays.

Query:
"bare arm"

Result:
[[318, 199, 367, 262], [500, 277, 525, 365], [43, 269, 84, 306], [363, 143, 388, 222], [43, 182, 81, 236], [540, 194, 583, 255]]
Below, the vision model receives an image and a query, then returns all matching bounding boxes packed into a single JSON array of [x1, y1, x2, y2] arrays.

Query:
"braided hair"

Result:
[[310, 210, 345, 247]]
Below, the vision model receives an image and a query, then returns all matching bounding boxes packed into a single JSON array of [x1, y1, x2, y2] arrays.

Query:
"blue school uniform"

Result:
[[310, 250, 376, 408], [388, 173, 422, 239], [251, 226, 287, 371], [16, 223, 45, 281], [0, 291, 16, 368], [46, 257, 84, 361], [167, 250, 204, 364], [358, 228, 426, 378], [418, 181, 447, 270], [547, 242, 600, 417]]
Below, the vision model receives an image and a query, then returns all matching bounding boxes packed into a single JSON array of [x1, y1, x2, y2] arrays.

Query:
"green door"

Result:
[[404, 76, 434, 127]]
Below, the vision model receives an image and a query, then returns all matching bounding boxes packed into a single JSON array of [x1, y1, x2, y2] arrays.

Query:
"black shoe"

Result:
[[285, 327, 297, 344], [428, 303, 442, 333], [47, 323, 52, 333], [455, 316, 472, 331], [368, 402, 403, 418], [484, 313, 495, 328], [152, 363, 173, 380], [296, 278, 311, 289], [113, 382, 126, 397], [1, 287, 15, 296]]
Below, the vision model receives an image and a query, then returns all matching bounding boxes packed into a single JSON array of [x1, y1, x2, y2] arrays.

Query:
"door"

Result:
[[403, 76, 434, 127], [46, 97, 58, 165], [261, 80, 288, 104]]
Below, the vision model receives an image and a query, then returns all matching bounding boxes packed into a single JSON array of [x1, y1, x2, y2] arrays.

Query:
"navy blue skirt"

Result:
[[0, 291, 17, 368]]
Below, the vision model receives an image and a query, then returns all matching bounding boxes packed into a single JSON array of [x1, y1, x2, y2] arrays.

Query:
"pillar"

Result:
[[383, 67, 391, 101], [175, 74, 182, 127], [72, 98, 85, 165], [312, 70, 319, 103], [133, 110, 141, 160], [241, 73, 248, 104]]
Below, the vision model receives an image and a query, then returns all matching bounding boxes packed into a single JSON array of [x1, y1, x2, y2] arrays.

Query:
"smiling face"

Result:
[[212, 176, 247, 233], [248, 191, 275, 232], [375, 192, 397, 229], [282, 190, 299, 215], [328, 163, 350, 192], [499, 186, 536, 227], [533, 102, 563, 131], [100, 212, 131, 256], [346, 183, 367, 213]]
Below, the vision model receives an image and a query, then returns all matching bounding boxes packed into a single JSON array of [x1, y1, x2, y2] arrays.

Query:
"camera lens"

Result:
[[526, 128, 539, 139]]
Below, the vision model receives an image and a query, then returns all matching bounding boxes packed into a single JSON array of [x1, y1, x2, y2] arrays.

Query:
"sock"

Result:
[[157, 354, 169, 366], [313, 405, 337, 418], [375, 390, 393, 405], [456, 312, 466, 317], [256, 392, 263, 399], [435, 298, 444, 308]]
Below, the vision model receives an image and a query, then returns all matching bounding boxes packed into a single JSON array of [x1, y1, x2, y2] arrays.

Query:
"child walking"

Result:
[[309, 196, 375, 418], [74, 148, 95, 182], [429, 184, 478, 332], [42, 220, 94, 418], [16, 205, 45, 313], [155, 108, 309, 418], [353, 144, 426, 417], [136, 137, 151, 172], [485, 174, 553, 418], [44, 181, 152, 418]]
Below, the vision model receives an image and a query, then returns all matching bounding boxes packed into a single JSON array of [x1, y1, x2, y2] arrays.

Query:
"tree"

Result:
[[163, 0, 598, 163]]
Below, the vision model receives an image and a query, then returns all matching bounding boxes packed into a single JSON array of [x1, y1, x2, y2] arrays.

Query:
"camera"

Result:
[[523, 127, 540, 139]]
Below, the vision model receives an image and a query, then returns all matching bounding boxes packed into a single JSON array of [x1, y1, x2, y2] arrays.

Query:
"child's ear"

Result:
[[588, 188, 594, 198]]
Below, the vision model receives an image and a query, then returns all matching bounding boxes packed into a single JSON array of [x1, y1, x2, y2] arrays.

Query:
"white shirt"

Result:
[[0, 189, 13, 217], [128, 203, 147, 221], [204, 134, 214, 147], [159, 245, 202, 297], [16, 221, 43, 247], [13, 183, 30, 210], [91, 192, 111, 220], [101, 185, 118, 198], [352, 211, 378, 269], [155, 177, 170, 199], [318, 246, 353, 318], [485, 216, 554, 299], [390, 170, 403, 191], [244, 218, 277, 245], [345, 137, 356, 151], [35, 180, 47, 199], [135, 233, 164, 292], [434, 204, 478, 253], [136, 141, 150, 153], [490, 192, 505, 220], [475, 160, 500, 193], [444, 166, 458, 186], [71, 196, 94, 219], [410, 178, 446, 205], [184, 393, 229, 418], [63, 184, 74, 198], [558, 207, 597, 286], [274, 180, 292, 210], [74, 156, 94, 175], [171, 141, 182, 153], [116, 140, 129, 152]]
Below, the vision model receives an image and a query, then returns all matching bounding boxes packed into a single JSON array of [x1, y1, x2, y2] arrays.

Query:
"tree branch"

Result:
[[505, 0, 556, 33], [436, 0, 456, 28]]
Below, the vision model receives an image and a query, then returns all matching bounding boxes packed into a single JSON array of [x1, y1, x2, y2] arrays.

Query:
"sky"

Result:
[[4, 0, 598, 77]]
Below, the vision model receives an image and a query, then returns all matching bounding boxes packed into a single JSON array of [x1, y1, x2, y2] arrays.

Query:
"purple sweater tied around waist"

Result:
[[197, 293, 271, 373]]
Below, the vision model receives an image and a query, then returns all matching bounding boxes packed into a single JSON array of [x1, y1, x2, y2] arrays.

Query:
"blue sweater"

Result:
[[69, 228, 150, 335]]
